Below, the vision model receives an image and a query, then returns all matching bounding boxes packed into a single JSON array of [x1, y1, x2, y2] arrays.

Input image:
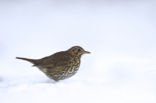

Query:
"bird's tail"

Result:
[[16, 57, 38, 65]]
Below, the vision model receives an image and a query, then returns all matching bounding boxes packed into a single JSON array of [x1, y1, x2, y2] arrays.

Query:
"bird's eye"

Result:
[[78, 49, 81, 52]]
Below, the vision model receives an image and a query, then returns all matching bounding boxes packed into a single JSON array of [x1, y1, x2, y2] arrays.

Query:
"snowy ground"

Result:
[[0, 0, 156, 103]]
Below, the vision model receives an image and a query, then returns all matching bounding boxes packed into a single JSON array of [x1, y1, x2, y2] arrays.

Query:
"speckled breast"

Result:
[[56, 56, 80, 80]]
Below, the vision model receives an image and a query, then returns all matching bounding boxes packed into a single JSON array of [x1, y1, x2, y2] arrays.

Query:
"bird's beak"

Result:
[[83, 51, 91, 54]]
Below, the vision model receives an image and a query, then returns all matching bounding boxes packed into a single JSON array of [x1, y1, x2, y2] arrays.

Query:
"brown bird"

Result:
[[16, 46, 90, 81]]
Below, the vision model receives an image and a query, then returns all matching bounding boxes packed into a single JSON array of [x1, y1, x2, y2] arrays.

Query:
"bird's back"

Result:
[[36, 51, 73, 68]]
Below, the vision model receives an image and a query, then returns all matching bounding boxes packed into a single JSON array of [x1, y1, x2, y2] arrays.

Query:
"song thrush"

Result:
[[16, 46, 90, 81]]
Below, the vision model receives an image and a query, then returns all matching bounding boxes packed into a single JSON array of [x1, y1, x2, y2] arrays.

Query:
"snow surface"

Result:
[[0, 0, 156, 103]]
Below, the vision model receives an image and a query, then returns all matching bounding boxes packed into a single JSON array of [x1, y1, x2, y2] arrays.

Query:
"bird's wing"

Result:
[[35, 52, 72, 69]]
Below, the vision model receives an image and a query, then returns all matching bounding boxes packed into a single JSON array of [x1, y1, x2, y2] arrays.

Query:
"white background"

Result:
[[0, 0, 156, 103]]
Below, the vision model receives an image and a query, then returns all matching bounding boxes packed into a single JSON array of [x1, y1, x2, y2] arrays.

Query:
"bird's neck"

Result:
[[73, 55, 81, 59]]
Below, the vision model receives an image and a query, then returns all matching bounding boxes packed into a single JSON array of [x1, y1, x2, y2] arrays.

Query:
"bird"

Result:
[[16, 46, 90, 81]]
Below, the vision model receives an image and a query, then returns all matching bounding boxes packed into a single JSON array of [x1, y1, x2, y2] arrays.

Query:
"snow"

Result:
[[0, 0, 156, 103]]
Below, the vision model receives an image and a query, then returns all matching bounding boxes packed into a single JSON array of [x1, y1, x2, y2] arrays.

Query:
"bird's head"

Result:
[[67, 46, 90, 57]]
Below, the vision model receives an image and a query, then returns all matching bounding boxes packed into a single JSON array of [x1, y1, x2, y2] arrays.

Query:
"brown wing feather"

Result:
[[35, 51, 72, 69]]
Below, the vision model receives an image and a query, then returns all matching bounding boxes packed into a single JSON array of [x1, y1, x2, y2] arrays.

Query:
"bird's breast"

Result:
[[64, 58, 80, 77], [56, 59, 80, 80]]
